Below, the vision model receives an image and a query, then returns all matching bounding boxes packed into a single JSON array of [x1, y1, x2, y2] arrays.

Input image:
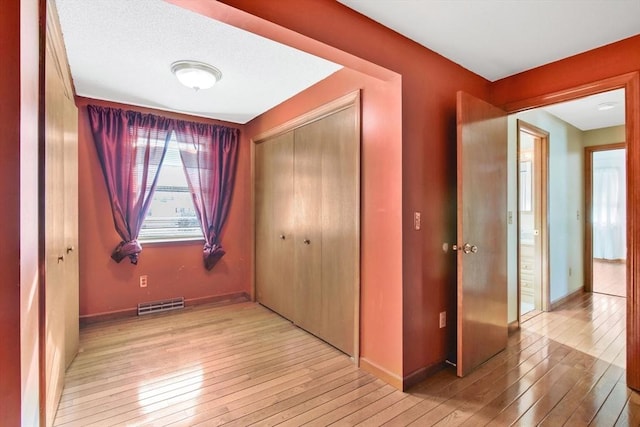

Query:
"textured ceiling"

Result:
[[56, 0, 633, 130], [55, 0, 342, 124]]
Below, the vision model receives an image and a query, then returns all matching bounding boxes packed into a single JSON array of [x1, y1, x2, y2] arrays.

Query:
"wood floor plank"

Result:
[[53, 294, 640, 427]]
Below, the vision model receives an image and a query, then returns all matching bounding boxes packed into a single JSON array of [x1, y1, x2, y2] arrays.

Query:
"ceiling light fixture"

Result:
[[171, 60, 222, 91], [597, 101, 617, 111]]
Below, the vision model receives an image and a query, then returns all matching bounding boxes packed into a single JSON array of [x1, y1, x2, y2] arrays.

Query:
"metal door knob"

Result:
[[303, 239, 311, 245], [453, 243, 478, 254], [462, 243, 479, 254], [67, 246, 75, 254], [279, 234, 286, 240]]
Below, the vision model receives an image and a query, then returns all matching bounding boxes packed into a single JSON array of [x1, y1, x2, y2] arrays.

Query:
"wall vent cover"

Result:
[[137, 297, 184, 316]]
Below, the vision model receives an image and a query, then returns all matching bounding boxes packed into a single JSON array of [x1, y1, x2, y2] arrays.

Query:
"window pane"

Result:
[[139, 135, 203, 242]]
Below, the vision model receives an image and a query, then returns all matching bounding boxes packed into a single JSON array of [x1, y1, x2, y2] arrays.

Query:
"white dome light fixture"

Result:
[[597, 101, 617, 111], [171, 60, 222, 91]]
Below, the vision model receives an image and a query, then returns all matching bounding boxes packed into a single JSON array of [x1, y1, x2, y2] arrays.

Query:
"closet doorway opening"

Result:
[[517, 120, 550, 318]]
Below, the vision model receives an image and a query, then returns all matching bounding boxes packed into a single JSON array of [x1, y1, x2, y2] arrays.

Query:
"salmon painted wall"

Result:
[[76, 98, 251, 318], [1, 1, 24, 423], [246, 67, 404, 379], [490, 35, 640, 107], [209, 0, 491, 381]]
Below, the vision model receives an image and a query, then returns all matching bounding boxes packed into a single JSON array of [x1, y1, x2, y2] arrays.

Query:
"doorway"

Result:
[[585, 144, 627, 297], [517, 120, 549, 317]]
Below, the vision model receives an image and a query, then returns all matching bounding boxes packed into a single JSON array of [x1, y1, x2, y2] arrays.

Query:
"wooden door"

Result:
[[44, 38, 67, 426], [293, 122, 323, 335], [63, 95, 79, 367], [43, 3, 79, 423], [456, 91, 508, 377], [320, 106, 359, 356], [255, 133, 295, 320]]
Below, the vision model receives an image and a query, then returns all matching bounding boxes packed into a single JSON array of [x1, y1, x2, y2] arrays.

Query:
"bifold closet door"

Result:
[[319, 105, 358, 356], [293, 105, 359, 356], [255, 132, 295, 320], [255, 101, 359, 358], [293, 123, 323, 335]]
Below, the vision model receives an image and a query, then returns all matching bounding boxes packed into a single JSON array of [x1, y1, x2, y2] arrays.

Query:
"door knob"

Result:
[[57, 255, 64, 263], [279, 234, 286, 240], [303, 239, 311, 245], [66, 246, 75, 254], [455, 243, 478, 254]]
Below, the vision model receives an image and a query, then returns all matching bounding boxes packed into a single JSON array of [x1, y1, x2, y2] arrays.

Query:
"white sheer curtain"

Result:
[[593, 159, 626, 260]]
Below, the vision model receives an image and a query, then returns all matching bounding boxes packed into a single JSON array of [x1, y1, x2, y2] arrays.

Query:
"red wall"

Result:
[[169, 0, 491, 383], [246, 67, 405, 378], [1, 0, 41, 424], [214, 0, 491, 381], [0, 1, 24, 423], [76, 98, 251, 318]]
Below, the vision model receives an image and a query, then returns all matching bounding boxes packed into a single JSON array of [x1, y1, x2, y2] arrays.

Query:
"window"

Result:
[[138, 134, 203, 242]]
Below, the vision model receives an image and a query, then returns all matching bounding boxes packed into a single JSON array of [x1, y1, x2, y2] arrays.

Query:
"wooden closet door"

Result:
[[44, 38, 67, 427], [255, 132, 295, 320], [293, 123, 323, 335], [63, 95, 79, 368], [320, 105, 359, 356]]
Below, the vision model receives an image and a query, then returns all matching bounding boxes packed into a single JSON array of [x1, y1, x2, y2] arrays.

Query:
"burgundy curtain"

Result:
[[173, 121, 240, 270], [87, 105, 172, 264]]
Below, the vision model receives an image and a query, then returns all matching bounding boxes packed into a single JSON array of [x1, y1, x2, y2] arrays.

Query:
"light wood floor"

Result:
[[55, 293, 639, 426], [593, 259, 626, 298]]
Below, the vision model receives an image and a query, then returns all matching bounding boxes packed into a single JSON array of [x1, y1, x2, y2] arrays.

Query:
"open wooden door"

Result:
[[456, 91, 508, 377]]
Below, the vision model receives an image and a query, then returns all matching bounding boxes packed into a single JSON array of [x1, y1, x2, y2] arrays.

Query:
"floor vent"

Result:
[[137, 297, 184, 316]]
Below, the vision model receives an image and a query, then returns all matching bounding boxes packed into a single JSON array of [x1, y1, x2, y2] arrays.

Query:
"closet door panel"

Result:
[[321, 106, 359, 356], [63, 96, 79, 368], [255, 133, 295, 320], [44, 40, 67, 427], [293, 124, 323, 333]]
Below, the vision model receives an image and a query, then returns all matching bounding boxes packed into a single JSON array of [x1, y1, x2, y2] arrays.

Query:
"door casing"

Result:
[[516, 119, 550, 323]]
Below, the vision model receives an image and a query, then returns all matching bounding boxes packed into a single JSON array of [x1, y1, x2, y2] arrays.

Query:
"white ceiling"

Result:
[[338, 0, 640, 82], [542, 89, 625, 131], [54, 0, 342, 124], [55, 0, 636, 129]]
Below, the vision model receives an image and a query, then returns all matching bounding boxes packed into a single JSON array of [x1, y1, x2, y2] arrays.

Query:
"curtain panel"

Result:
[[88, 104, 240, 269], [87, 105, 172, 264], [173, 121, 240, 270]]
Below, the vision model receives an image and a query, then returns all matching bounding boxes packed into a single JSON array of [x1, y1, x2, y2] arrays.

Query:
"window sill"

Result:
[[140, 237, 205, 246]]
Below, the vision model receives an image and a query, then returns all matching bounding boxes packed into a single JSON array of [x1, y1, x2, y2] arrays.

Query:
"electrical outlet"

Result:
[[414, 211, 421, 230], [140, 275, 148, 288], [439, 311, 446, 328]]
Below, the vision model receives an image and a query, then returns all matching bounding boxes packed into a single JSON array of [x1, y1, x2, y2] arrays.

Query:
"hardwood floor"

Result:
[[55, 293, 639, 426], [593, 259, 626, 298]]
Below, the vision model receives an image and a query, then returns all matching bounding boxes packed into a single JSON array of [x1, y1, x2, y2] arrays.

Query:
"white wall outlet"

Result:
[[414, 211, 421, 230], [439, 311, 446, 328], [140, 275, 148, 288]]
